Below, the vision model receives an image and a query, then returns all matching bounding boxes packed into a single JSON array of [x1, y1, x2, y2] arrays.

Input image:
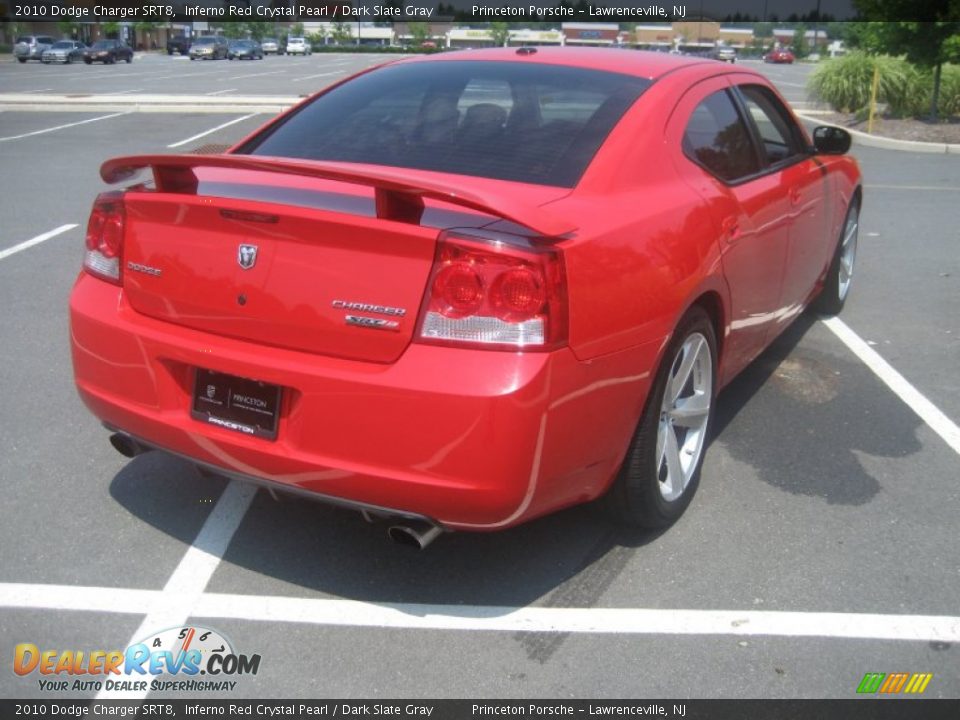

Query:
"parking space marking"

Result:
[[864, 184, 960, 192], [0, 224, 77, 262], [206, 88, 238, 95], [166, 113, 257, 148], [822, 317, 960, 456], [97, 480, 256, 699], [0, 112, 128, 142], [227, 69, 287, 81], [2, 583, 959, 643], [293, 71, 340, 82]]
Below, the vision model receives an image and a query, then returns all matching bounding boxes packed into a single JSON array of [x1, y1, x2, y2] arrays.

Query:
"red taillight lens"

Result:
[[417, 231, 567, 350], [84, 192, 124, 284]]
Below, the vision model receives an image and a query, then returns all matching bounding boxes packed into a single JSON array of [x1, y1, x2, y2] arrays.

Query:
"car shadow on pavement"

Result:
[[713, 311, 923, 505], [108, 449, 663, 608], [107, 310, 924, 610]]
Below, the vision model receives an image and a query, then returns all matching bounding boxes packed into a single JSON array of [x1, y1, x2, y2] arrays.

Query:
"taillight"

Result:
[[417, 230, 567, 350], [84, 191, 125, 285]]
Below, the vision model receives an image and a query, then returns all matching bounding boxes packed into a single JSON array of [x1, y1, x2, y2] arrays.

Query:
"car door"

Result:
[[669, 78, 792, 382], [733, 83, 830, 325]]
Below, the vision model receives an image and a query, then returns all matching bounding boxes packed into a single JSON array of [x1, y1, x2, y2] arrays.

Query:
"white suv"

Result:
[[286, 37, 311, 56]]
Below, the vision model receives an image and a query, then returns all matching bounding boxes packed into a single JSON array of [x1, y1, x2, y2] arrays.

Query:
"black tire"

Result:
[[604, 306, 717, 528], [17, 58, 27, 63], [84, 58, 92, 65], [812, 198, 860, 316], [125, 56, 131, 64]]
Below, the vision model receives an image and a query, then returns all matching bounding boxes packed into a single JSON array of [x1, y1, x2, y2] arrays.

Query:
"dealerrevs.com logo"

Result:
[[14, 625, 261, 693]]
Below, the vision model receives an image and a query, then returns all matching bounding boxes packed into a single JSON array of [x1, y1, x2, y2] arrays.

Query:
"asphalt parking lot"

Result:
[[1, 52, 958, 700]]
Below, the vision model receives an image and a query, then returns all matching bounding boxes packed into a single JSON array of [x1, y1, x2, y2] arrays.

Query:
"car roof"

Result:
[[401, 46, 722, 81]]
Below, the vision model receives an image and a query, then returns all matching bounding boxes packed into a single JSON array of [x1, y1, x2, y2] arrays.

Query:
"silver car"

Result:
[[14, 35, 56, 63], [285, 37, 311, 56], [710, 45, 737, 63], [261, 37, 283, 55], [42, 40, 87, 64]]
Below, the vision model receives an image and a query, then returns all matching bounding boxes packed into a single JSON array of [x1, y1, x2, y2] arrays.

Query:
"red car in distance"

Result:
[[71, 48, 861, 547], [764, 48, 796, 64]]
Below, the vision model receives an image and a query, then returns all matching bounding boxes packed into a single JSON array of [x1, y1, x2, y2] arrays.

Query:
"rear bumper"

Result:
[[71, 274, 658, 530]]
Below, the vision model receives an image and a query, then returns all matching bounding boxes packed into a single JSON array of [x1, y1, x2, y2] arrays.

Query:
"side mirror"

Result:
[[812, 126, 852, 155]]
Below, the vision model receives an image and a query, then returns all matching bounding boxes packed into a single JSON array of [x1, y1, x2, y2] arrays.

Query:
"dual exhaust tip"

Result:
[[108, 432, 444, 549]]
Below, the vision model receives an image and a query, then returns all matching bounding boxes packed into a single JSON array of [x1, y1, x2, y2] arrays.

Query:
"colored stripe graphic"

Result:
[[904, 673, 933, 694], [880, 672, 909, 693], [857, 672, 932, 694], [857, 673, 885, 693]]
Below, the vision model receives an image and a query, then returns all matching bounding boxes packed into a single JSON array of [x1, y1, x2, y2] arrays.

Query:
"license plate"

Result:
[[191, 369, 281, 440]]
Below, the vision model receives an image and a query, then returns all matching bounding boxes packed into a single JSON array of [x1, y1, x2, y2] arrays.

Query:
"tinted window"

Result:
[[241, 61, 650, 187], [194, 37, 217, 45], [52, 41, 73, 49], [738, 85, 805, 165], [683, 90, 759, 182]]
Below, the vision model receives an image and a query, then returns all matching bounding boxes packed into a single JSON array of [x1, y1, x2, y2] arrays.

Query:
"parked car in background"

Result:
[[167, 35, 191, 56], [42, 40, 87, 64], [228, 40, 263, 61], [285, 37, 311, 55], [709, 45, 737, 63], [14, 35, 56, 63], [764, 48, 796, 64], [189, 36, 229, 60], [260, 37, 283, 55], [74, 49, 862, 546], [83, 39, 133, 65]]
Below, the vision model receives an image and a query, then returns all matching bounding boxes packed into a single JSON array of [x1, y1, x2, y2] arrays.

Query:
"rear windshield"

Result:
[[240, 60, 650, 187], [52, 41, 73, 49], [92, 41, 114, 49], [194, 37, 218, 45]]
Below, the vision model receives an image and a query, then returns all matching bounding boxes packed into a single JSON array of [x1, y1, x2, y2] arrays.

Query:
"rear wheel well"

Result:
[[689, 292, 725, 364]]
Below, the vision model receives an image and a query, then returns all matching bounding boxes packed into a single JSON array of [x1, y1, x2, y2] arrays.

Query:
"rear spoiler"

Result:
[[100, 154, 577, 238]]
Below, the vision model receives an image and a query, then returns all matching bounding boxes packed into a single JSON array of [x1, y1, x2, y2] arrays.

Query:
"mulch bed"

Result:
[[817, 112, 960, 144]]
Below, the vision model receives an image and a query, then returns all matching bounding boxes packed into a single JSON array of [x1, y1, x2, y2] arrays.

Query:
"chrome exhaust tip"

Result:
[[387, 521, 443, 550]]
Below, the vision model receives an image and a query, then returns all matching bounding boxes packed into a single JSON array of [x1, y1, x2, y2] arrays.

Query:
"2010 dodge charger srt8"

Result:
[[70, 48, 861, 547]]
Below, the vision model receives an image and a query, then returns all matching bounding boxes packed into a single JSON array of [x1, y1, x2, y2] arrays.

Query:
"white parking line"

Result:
[[292, 71, 340, 82], [1, 583, 958, 643], [864, 184, 960, 192], [0, 224, 78, 262], [206, 88, 238, 95], [822, 317, 960, 456], [0, 112, 128, 142], [166, 113, 257, 148], [97, 480, 257, 699], [227, 69, 286, 80]]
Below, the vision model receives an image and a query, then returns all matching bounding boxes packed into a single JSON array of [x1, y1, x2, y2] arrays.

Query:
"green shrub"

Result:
[[927, 64, 960, 117], [808, 52, 925, 117]]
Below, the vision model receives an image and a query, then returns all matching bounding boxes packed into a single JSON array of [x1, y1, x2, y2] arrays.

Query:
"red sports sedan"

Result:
[[70, 48, 861, 546], [764, 48, 796, 64]]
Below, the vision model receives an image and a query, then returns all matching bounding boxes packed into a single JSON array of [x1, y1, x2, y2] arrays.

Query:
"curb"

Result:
[[796, 111, 960, 154]]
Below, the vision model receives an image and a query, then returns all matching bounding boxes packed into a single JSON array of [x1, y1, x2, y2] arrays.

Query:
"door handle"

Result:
[[789, 186, 802, 205]]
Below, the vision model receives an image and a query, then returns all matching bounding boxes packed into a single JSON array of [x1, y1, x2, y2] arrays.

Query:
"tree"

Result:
[[792, 24, 810, 59], [490, 22, 511, 47], [245, 22, 267, 41], [57, 20, 78, 39], [134, 21, 162, 49], [848, 0, 960, 117], [330, 22, 351, 45], [102, 22, 121, 39], [220, 23, 245, 39], [290, 21, 306, 37], [408, 22, 430, 47]]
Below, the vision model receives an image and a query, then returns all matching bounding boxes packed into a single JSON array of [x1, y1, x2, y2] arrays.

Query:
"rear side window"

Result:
[[240, 61, 650, 188], [737, 84, 805, 165], [682, 90, 759, 183]]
